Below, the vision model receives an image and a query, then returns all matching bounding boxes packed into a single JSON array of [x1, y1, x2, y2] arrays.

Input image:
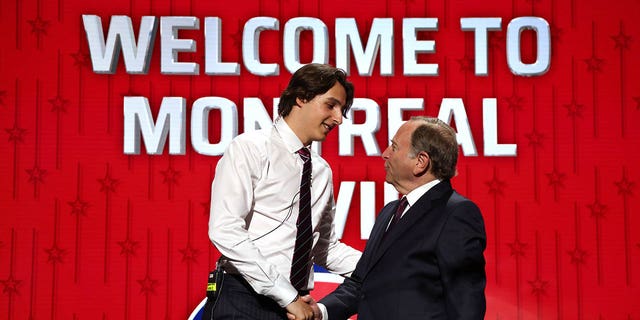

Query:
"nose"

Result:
[[332, 107, 343, 125], [382, 145, 391, 159]]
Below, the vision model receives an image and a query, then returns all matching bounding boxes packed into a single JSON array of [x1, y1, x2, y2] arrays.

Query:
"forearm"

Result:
[[313, 199, 362, 276], [318, 274, 361, 320], [209, 215, 299, 307], [319, 241, 361, 276]]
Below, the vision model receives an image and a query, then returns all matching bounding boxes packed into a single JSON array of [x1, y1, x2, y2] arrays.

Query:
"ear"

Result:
[[295, 97, 307, 108], [413, 151, 430, 175]]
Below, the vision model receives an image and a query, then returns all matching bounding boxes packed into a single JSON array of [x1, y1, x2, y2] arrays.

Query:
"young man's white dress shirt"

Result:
[[209, 118, 361, 307]]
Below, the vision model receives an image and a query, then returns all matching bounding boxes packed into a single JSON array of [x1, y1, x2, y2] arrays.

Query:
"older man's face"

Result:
[[382, 121, 420, 192]]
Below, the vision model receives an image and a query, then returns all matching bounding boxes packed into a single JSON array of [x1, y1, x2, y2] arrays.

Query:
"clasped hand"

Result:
[[286, 295, 322, 320]]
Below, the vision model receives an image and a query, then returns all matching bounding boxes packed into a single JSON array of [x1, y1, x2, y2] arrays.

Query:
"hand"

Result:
[[285, 296, 314, 320], [300, 295, 322, 320]]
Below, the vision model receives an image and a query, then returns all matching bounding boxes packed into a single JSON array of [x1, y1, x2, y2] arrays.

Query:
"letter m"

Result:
[[82, 15, 157, 74], [124, 97, 186, 155]]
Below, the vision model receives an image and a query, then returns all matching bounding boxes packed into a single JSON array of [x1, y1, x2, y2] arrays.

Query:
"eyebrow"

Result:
[[325, 97, 344, 107]]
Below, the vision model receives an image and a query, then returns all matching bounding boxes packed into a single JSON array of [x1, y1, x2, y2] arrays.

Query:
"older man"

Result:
[[315, 116, 487, 320]]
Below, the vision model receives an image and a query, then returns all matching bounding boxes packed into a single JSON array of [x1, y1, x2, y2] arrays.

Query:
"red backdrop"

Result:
[[2, 0, 640, 319]]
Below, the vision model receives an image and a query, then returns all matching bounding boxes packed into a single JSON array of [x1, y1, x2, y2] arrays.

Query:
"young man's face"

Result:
[[295, 82, 347, 144]]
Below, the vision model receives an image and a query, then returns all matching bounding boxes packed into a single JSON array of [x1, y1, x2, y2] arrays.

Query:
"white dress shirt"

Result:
[[385, 179, 442, 230], [209, 118, 361, 308]]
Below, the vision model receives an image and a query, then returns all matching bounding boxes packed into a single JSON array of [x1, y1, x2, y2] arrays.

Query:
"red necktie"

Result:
[[386, 196, 408, 234], [290, 148, 313, 290]]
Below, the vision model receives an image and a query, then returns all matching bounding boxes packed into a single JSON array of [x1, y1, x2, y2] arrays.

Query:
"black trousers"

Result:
[[212, 273, 288, 320]]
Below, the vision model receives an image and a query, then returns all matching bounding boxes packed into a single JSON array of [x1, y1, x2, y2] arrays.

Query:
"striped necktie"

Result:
[[290, 147, 313, 290]]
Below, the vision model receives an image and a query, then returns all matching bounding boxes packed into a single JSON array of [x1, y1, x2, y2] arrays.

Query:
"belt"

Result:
[[225, 272, 310, 297]]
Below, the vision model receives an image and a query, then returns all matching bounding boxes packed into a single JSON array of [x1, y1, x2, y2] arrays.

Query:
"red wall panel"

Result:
[[1, 0, 639, 319]]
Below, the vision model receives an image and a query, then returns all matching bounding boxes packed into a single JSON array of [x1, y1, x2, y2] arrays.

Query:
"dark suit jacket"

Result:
[[320, 180, 486, 320]]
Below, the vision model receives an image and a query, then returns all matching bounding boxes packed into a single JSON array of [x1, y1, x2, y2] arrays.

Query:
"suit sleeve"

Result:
[[437, 199, 487, 319], [318, 256, 365, 320], [319, 201, 397, 320]]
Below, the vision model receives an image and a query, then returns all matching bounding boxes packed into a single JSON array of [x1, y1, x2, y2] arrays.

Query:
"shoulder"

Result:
[[226, 128, 272, 153], [310, 151, 331, 169], [218, 128, 276, 169], [232, 127, 271, 145], [446, 191, 485, 225], [448, 191, 479, 210]]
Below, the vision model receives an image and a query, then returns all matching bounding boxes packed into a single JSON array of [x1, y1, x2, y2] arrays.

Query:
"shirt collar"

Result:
[[274, 117, 305, 154], [404, 179, 442, 207]]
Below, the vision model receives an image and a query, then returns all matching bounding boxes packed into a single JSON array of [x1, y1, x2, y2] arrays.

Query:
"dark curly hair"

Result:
[[278, 63, 354, 118]]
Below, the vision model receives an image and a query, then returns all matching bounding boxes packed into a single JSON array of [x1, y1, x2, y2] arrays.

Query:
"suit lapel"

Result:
[[366, 181, 454, 273], [359, 203, 395, 271]]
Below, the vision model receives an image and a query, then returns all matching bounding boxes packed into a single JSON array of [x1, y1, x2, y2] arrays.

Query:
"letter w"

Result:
[[82, 15, 157, 74]]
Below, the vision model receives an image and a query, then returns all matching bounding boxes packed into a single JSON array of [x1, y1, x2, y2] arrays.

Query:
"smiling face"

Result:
[[286, 82, 347, 145]]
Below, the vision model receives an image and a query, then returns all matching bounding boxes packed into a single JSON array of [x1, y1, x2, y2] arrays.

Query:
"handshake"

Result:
[[286, 295, 323, 320]]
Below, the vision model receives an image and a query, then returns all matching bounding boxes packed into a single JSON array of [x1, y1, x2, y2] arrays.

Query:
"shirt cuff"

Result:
[[318, 302, 329, 320], [264, 275, 299, 308]]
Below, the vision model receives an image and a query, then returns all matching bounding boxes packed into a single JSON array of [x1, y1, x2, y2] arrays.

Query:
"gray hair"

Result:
[[409, 116, 458, 180]]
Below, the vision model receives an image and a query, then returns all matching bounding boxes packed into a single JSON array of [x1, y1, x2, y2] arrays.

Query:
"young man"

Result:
[[209, 64, 362, 320], [315, 117, 487, 319]]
